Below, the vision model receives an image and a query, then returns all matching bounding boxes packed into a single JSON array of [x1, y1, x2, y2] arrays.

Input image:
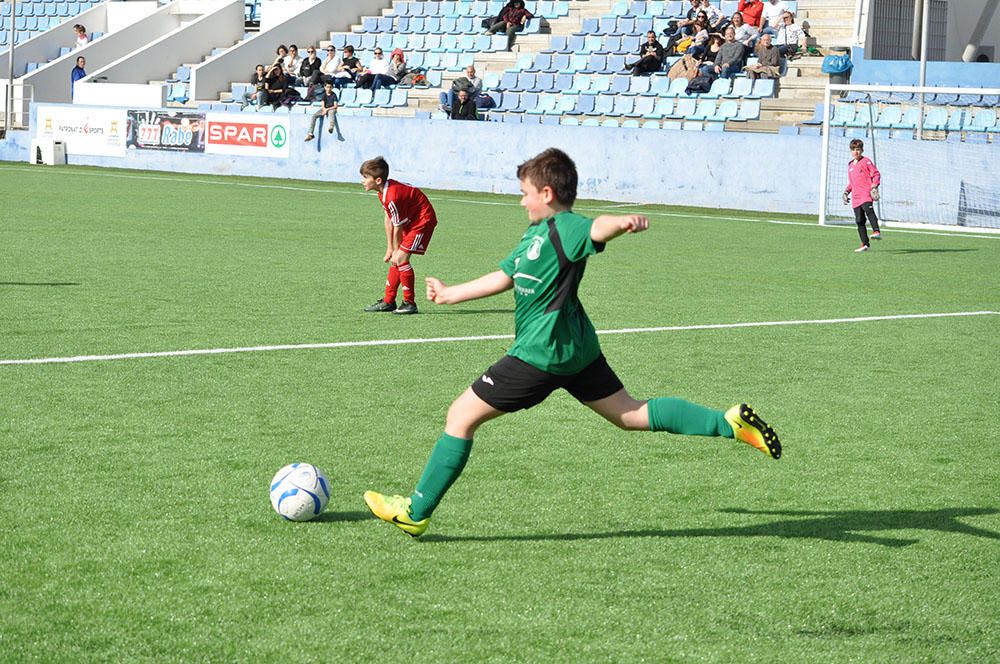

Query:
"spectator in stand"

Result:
[[333, 45, 363, 88], [73, 24, 89, 49], [304, 80, 339, 141], [730, 11, 758, 53], [242, 64, 267, 108], [760, 0, 789, 36], [70, 56, 86, 98], [737, 0, 763, 28], [684, 13, 711, 58], [356, 47, 389, 89], [439, 64, 482, 112], [707, 26, 746, 78], [773, 11, 806, 58], [449, 89, 479, 120], [663, 0, 701, 52], [699, 0, 728, 34], [263, 62, 287, 108], [628, 30, 665, 76], [484, 0, 534, 52], [284, 44, 302, 78], [700, 33, 724, 68], [744, 33, 782, 79], [297, 46, 323, 98], [320, 45, 341, 84], [373, 48, 407, 91]]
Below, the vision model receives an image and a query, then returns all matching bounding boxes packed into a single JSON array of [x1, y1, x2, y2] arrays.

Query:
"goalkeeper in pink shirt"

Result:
[[843, 138, 882, 252]]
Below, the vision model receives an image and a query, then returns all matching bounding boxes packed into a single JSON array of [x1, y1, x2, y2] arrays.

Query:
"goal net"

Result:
[[818, 83, 1000, 233]]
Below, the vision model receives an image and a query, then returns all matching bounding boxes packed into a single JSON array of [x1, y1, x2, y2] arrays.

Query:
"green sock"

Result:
[[408, 433, 472, 521], [647, 397, 733, 438]]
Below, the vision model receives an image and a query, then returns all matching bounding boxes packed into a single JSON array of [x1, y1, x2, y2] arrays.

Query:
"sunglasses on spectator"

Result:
[[375, 50, 383, 55]]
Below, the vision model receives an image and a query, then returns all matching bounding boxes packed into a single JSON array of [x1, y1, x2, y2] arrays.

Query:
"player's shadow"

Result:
[[886, 248, 977, 255], [313, 510, 373, 523], [426, 308, 513, 315], [0, 281, 81, 286], [421, 507, 1000, 547]]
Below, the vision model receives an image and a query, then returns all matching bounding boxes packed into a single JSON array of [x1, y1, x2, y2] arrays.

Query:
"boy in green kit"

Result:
[[364, 148, 781, 537]]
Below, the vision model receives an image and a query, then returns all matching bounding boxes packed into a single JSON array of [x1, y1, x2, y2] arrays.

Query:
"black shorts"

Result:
[[471, 354, 624, 413]]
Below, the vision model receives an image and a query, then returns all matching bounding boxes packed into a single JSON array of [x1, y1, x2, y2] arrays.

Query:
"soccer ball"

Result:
[[269, 463, 330, 521]]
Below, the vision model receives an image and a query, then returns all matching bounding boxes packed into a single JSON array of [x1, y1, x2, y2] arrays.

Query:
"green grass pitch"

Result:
[[2, 162, 999, 662]]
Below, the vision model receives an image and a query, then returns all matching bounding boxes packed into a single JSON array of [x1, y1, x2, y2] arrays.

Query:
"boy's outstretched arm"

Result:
[[591, 214, 649, 243], [426, 270, 513, 305]]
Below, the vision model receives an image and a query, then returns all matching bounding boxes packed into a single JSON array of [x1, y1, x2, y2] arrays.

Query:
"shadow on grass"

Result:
[[313, 510, 374, 523], [421, 507, 1000, 547], [0, 282, 81, 286], [886, 248, 977, 255], [423, 308, 513, 315]]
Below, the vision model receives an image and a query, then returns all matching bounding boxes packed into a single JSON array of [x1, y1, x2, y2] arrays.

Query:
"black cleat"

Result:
[[393, 301, 419, 315], [364, 299, 397, 312]]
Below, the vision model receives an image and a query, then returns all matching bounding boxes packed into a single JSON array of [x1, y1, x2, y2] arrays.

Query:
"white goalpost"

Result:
[[818, 83, 1000, 234]]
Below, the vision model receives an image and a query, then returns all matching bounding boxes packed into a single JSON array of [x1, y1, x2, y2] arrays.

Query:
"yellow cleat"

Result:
[[363, 491, 430, 538], [724, 404, 782, 460]]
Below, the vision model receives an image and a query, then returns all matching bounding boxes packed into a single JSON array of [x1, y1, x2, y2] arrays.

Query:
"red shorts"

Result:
[[400, 219, 436, 255]]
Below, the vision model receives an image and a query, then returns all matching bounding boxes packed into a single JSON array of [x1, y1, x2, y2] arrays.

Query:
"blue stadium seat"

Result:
[[581, 118, 601, 126], [580, 18, 599, 34], [605, 55, 626, 72], [923, 106, 948, 131], [609, 96, 634, 116], [567, 94, 595, 114], [588, 75, 611, 94], [663, 77, 688, 98], [526, 95, 557, 114], [682, 120, 703, 131], [621, 35, 641, 54], [749, 78, 775, 98], [354, 88, 374, 106], [874, 106, 902, 129], [647, 98, 673, 119], [609, 74, 630, 94], [701, 77, 731, 99], [629, 96, 656, 117], [570, 74, 592, 93], [544, 35, 568, 53], [598, 17, 617, 34], [969, 108, 998, 132], [946, 109, 966, 132], [517, 92, 539, 112], [709, 99, 739, 122], [597, 35, 622, 55], [390, 88, 409, 106], [628, 77, 650, 95], [829, 103, 856, 127], [686, 99, 717, 121], [892, 107, 920, 130], [736, 99, 761, 121], [525, 53, 551, 72], [587, 94, 615, 116], [724, 77, 752, 99], [552, 95, 577, 115]]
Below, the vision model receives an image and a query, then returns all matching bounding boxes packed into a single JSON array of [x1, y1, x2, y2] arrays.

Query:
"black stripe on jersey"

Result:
[[544, 218, 584, 315]]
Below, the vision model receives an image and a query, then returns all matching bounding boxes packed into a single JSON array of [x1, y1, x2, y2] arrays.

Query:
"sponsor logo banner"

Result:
[[127, 110, 206, 152], [35, 105, 127, 157], [205, 113, 289, 158]]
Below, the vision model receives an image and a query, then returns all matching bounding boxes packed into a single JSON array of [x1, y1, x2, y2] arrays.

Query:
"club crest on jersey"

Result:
[[526, 236, 545, 260]]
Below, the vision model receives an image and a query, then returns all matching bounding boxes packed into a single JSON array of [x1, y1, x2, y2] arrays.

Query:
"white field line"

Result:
[[3, 165, 999, 239], [2, 311, 997, 367]]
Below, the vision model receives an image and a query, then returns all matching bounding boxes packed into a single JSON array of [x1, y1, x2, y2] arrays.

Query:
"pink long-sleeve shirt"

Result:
[[846, 156, 881, 207]]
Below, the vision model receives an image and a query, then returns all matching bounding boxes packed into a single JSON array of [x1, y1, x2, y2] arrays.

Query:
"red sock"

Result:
[[384, 264, 400, 303], [398, 262, 415, 303]]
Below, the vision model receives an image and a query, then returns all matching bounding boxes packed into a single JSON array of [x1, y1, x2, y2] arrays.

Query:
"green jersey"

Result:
[[499, 210, 606, 375]]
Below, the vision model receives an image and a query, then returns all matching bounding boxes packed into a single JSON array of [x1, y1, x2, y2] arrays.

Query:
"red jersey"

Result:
[[738, 0, 764, 27], [378, 179, 437, 231]]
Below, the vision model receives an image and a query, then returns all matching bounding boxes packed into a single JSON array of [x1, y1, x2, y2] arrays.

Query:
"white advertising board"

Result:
[[205, 113, 290, 158], [35, 105, 128, 157]]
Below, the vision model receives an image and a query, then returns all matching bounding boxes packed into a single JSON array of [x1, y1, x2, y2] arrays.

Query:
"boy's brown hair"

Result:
[[849, 139, 864, 150], [360, 156, 390, 181], [516, 148, 578, 207]]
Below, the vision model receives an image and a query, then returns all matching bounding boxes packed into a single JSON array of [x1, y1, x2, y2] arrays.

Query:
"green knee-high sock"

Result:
[[647, 397, 733, 438], [408, 433, 472, 521]]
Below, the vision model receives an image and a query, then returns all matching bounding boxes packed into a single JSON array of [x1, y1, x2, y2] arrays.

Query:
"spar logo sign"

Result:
[[206, 113, 290, 158]]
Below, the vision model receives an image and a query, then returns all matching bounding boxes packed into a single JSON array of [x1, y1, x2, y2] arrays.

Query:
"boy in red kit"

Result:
[[360, 156, 438, 314], [842, 139, 882, 253]]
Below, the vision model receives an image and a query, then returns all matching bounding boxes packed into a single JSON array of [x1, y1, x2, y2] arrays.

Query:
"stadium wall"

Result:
[[851, 46, 1000, 86], [2, 103, 827, 214]]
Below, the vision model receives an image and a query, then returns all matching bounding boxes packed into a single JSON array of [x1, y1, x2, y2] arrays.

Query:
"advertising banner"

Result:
[[126, 110, 206, 152], [205, 113, 290, 158], [35, 105, 127, 157]]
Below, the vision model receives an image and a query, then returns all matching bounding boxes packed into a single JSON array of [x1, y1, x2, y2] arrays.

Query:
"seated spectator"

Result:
[[450, 89, 479, 120], [744, 33, 782, 79], [297, 46, 324, 98], [263, 62, 287, 108], [760, 0, 789, 37], [684, 14, 711, 58], [70, 56, 86, 98], [373, 49, 407, 91], [332, 45, 362, 88], [242, 64, 267, 108], [485, 0, 534, 52], [730, 11, 758, 53], [273, 45, 289, 70], [284, 45, 302, 79], [439, 64, 482, 111], [706, 26, 746, 78], [773, 11, 806, 58], [737, 0, 763, 28], [665, 4, 704, 53], [73, 24, 89, 49], [701, 33, 724, 65], [628, 30, 665, 76], [320, 45, 341, 84], [355, 48, 389, 89], [304, 81, 338, 141], [698, 0, 729, 34]]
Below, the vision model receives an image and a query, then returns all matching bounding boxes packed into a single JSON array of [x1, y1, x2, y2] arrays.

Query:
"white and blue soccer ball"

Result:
[[269, 463, 330, 521]]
